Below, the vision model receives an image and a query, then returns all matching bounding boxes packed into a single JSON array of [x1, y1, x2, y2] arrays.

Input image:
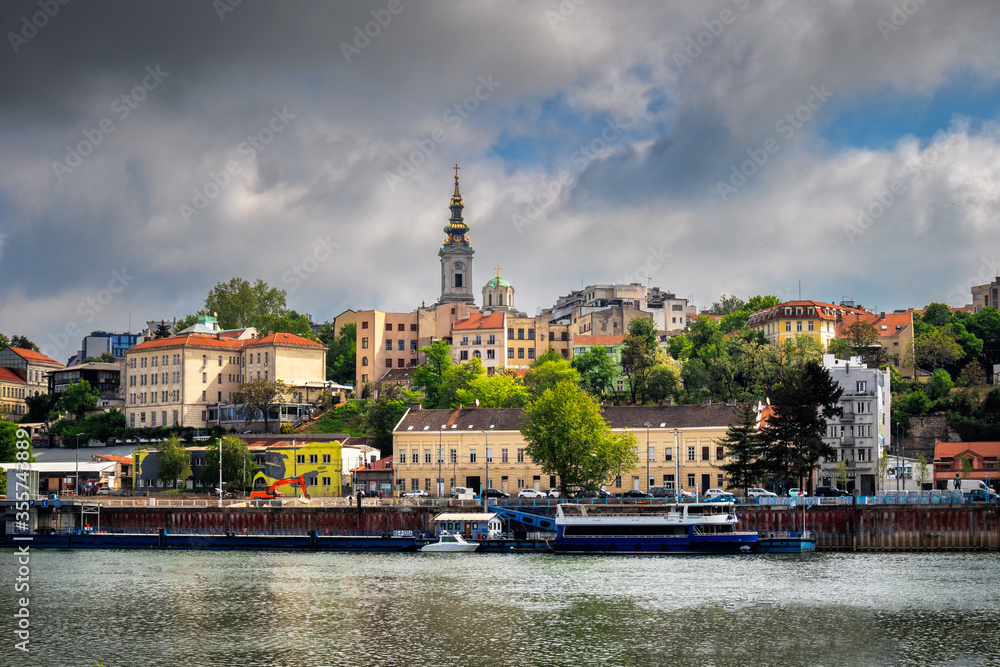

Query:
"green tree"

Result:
[[835, 459, 850, 491], [928, 369, 954, 401], [780, 334, 824, 366], [709, 294, 746, 315], [645, 364, 680, 404], [620, 317, 659, 404], [0, 333, 9, 349], [361, 396, 409, 455], [411, 341, 453, 408], [23, 393, 59, 426], [58, 379, 99, 420], [915, 455, 930, 489], [455, 371, 530, 408], [260, 310, 319, 341], [441, 358, 486, 407], [324, 322, 357, 384], [716, 403, 766, 493], [957, 361, 987, 389], [524, 351, 581, 397], [174, 314, 199, 331], [203, 277, 288, 330], [83, 352, 118, 363], [960, 454, 974, 479], [913, 328, 964, 370], [760, 361, 843, 490], [921, 302, 954, 327], [827, 337, 852, 360], [157, 435, 192, 489], [152, 322, 173, 339], [200, 436, 256, 489], [875, 449, 890, 491], [234, 378, 290, 434], [0, 421, 35, 496], [521, 381, 638, 494], [572, 346, 618, 401], [9, 335, 39, 351]]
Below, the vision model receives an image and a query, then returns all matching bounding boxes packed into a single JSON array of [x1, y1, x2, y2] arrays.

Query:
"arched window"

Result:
[[473, 350, 481, 358], [361, 356, 368, 367], [488, 294, 492, 306], [499, 293, 504, 305]]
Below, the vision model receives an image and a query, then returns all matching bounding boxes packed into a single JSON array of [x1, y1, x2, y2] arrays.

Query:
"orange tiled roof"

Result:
[[0, 367, 27, 384], [93, 454, 133, 465], [130, 332, 324, 352], [835, 310, 913, 338], [453, 312, 505, 331], [248, 332, 325, 348], [352, 455, 393, 472], [573, 335, 626, 347], [8, 347, 63, 366], [934, 440, 1000, 459], [747, 300, 869, 327]]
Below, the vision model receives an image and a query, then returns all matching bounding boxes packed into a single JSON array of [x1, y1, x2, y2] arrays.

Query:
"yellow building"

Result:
[[745, 300, 870, 349], [0, 366, 28, 418], [393, 404, 742, 497], [123, 321, 326, 430], [134, 436, 344, 496]]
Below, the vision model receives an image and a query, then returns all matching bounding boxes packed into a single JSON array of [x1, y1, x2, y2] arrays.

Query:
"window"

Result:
[[411, 478, 419, 491], [361, 337, 368, 349], [717, 446, 724, 460], [518, 348, 524, 359], [702, 446, 710, 461], [362, 321, 369, 329], [664, 448, 672, 461], [399, 451, 407, 464], [517, 478, 525, 489], [470, 449, 477, 463], [808, 320, 814, 331], [508, 328, 514, 339], [517, 448, 524, 463], [450, 449, 457, 464], [386, 340, 393, 351], [454, 273, 463, 288], [201, 391, 207, 401], [688, 446, 695, 461], [796, 321, 802, 331], [486, 349, 495, 360], [527, 329, 534, 340], [362, 356, 368, 366], [785, 321, 791, 331], [411, 449, 417, 464], [322, 477, 331, 486], [410, 324, 417, 331], [717, 474, 724, 487], [487, 334, 495, 345], [857, 381, 867, 392], [486, 448, 493, 463], [501, 448, 508, 463], [648, 446, 655, 462], [202, 354, 207, 366], [687, 474, 695, 487], [425, 449, 431, 464], [309, 454, 318, 463], [296, 455, 305, 464], [460, 350, 468, 361], [410, 340, 417, 353], [202, 373, 207, 383], [385, 359, 392, 368], [527, 349, 535, 359], [323, 454, 331, 463], [386, 323, 393, 331], [518, 328, 524, 339], [508, 348, 514, 358]]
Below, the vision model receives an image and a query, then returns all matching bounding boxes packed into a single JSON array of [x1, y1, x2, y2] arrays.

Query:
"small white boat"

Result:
[[420, 530, 479, 552]]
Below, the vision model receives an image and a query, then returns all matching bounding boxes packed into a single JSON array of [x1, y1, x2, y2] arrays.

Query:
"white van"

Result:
[[950, 479, 988, 494]]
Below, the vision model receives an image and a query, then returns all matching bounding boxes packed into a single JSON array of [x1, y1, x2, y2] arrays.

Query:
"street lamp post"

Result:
[[438, 425, 445, 499], [481, 426, 494, 512], [895, 422, 900, 493], [673, 429, 680, 501], [644, 423, 651, 493], [218, 437, 223, 508]]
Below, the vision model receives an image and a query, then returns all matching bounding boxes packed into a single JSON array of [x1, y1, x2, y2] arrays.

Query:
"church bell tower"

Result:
[[436, 165, 476, 306]]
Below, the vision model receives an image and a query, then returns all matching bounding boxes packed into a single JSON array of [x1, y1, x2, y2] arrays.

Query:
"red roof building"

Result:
[[933, 440, 1000, 490]]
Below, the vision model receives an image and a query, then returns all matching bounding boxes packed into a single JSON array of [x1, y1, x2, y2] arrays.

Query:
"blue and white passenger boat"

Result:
[[553, 502, 758, 554]]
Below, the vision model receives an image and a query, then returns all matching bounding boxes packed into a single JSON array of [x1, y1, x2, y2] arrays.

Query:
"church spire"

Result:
[[443, 163, 470, 246]]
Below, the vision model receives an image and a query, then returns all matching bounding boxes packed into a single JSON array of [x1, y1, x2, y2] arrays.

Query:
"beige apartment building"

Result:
[[123, 328, 326, 429], [835, 309, 915, 378], [393, 403, 741, 497]]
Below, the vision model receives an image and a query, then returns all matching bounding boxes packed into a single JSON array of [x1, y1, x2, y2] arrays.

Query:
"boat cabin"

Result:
[[431, 512, 502, 540]]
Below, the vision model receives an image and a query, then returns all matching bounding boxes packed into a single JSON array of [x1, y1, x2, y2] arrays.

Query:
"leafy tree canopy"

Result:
[[572, 345, 619, 401], [234, 378, 290, 433], [524, 352, 581, 397], [716, 402, 766, 493], [200, 436, 256, 487], [58, 379, 99, 420], [157, 434, 192, 488], [205, 277, 288, 330], [83, 352, 118, 363], [521, 381, 638, 493], [456, 371, 530, 408], [411, 341, 453, 408], [9, 335, 39, 351]]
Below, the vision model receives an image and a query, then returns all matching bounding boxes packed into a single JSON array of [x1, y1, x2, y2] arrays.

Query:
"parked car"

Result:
[[705, 494, 738, 503], [547, 489, 561, 498], [648, 485, 674, 497], [621, 489, 649, 498], [746, 488, 777, 498], [787, 488, 806, 497], [96, 486, 111, 496], [580, 488, 612, 498], [813, 486, 850, 497], [703, 488, 728, 498], [966, 489, 998, 502], [517, 488, 546, 499], [479, 488, 510, 499], [403, 489, 428, 498], [677, 489, 695, 499]]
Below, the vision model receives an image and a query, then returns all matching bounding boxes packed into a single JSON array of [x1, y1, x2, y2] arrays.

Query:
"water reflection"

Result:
[[5, 551, 999, 666]]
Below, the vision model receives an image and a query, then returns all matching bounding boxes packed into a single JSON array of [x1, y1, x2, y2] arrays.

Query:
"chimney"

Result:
[[410, 402, 421, 411]]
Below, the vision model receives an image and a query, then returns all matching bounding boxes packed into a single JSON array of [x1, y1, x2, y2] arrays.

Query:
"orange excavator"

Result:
[[250, 476, 311, 500]]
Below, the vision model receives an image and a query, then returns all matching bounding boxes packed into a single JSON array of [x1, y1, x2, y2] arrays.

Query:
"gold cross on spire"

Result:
[[494, 264, 502, 279], [453, 163, 460, 180]]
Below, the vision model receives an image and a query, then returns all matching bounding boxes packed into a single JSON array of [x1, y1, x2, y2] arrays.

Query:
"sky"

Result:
[[2, 0, 1000, 362]]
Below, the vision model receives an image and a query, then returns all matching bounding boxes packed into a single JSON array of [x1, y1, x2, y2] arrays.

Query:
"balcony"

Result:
[[840, 412, 855, 421]]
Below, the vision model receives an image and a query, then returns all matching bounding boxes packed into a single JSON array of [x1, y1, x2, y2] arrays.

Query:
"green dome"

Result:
[[484, 276, 512, 289]]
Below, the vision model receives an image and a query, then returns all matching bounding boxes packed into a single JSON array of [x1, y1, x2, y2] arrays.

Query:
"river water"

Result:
[[4, 549, 1000, 667]]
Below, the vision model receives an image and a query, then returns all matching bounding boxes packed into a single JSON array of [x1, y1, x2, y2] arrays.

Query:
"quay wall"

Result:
[[737, 504, 1000, 551], [44, 503, 1000, 550]]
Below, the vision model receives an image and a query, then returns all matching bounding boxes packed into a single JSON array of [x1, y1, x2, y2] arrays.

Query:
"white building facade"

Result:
[[818, 354, 891, 496]]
